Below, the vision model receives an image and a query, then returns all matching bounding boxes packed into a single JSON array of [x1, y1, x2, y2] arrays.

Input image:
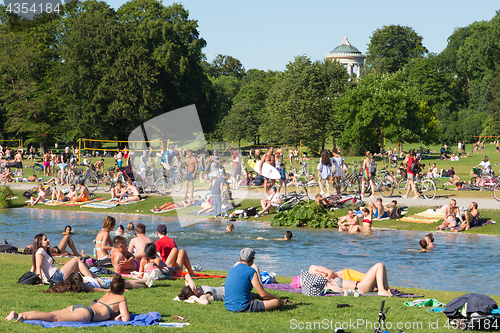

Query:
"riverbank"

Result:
[[7, 186, 500, 236], [1, 254, 498, 333]]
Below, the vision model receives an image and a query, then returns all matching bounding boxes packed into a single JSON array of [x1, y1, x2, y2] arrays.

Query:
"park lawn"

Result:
[[0, 253, 499, 333]]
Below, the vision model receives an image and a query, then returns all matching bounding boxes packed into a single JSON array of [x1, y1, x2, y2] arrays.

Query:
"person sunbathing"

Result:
[[119, 180, 141, 203], [307, 263, 393, 296], [197, 194, 213, 215], [177, 273, 226, 305], [29, 184, 50, 206], [50, 185, 78, 203], [153, 199, 192, 212], [5, 275, 130, 322]]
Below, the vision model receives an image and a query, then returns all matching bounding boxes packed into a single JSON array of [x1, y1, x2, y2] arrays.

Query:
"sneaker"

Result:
[[255, 214, 260, 218], [320, 191, 325, 195], [326, 192, 330, 198], [353, 290, 360, 297], [344, 289, 354, 296]]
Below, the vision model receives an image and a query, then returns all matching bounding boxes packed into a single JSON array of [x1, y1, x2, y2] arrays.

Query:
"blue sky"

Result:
[[104, 0, 499, 71]]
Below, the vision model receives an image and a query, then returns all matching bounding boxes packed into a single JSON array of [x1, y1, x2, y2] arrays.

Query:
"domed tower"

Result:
[[326, 37, 366, 80]]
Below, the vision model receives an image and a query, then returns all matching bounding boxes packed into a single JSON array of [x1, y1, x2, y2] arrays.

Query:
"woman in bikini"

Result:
[[307, 263, 393, 296], [153, 199, 192, 212], [94, 216, 115, 259], [349, 207, 372, 233], [6, 275, 130, 322], [197, 194, 213, 215], [437, 198, 463, 230]]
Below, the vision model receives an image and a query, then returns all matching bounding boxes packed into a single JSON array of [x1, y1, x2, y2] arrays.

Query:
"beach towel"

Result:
[[23, 311, 161, 328], [405, 298, 446, 307], [121, 272, 226, 280], [399, 209, 443, 224], [59, 198, 106, 206], [82, 201, 119, 209], [264, 283, 422, 298]]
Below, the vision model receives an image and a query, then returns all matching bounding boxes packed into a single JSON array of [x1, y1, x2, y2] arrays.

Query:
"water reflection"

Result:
[[0, 208, 498, 295]]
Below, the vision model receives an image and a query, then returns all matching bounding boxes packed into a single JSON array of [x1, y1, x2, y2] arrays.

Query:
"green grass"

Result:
[[1, 254, 499, 333]]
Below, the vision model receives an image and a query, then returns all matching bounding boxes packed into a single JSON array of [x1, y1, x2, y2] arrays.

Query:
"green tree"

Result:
[[485, 66, 500, 136], [221, 100, 256, 146], [334, 72, 424, 155], [207, 54, 246, 79], [366, 25, 428, 74]]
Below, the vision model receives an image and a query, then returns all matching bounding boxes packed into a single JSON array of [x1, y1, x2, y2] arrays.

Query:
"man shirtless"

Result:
[[73, 180, 90, 202], [13, 150, 23, 176], [183, 149, 197, 200], [338, 209, 359, 232], [93, 158, 105, 174], [120, 180, 141, 203], [368, 198, 388, 220], [111, 236, 138, 274], [111, 180, 127, 199], [455, 202, 480, 232], [50, 184, 78, 203], [128, 223, 153, 260], [259, 146, 276, 195]]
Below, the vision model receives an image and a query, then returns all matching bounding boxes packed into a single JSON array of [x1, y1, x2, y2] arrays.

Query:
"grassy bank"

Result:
[[1, 254, 498, 333]]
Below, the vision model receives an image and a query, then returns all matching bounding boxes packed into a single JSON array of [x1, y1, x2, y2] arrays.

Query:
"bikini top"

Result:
[[362, 218, 372, 224], [96, 300, 124, 319]]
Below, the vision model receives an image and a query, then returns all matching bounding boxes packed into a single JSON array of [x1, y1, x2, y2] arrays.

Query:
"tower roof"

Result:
[[330, 37, 362, 54]]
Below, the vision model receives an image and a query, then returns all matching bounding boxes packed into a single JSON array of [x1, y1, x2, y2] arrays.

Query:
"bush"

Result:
[[271, 201, 338, 228], [0, 186, 14, 209]]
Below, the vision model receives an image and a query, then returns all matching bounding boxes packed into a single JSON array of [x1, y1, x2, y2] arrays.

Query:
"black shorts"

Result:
[[233, 299, 266, 313], [62, 197, 70, 202]]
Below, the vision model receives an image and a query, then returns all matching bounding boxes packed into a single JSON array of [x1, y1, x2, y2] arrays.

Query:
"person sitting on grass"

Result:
[[349, 207, 372, 233], [110, 236, 139, 275], [255, 186, 281, 218], [111, 180, 127, 199], [338, 209, 359, 232], [224, 248, 283, 312], [29, 184, 50, 206], [128, 223, 153, 260], [437, 198, 464, 230], [153, 199, 192, 212], [5, 275, 130, 323], [197, 193, 214, 215], [155, 224, 197, 277], [454, 202, 480, 232], [306, 263, 393, 296], [50, 184, 78, 203], [73, 180, 90, 202], [177, 273, 227, 305], [0, 167, 14, 182], [287, 172, 300, 187], [368, 198, 388, 220], [445, 167, 461, 185], [119, 180, 141, 203]]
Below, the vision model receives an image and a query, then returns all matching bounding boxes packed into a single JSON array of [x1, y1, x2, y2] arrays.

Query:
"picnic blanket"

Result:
[[23, 311, 161, 328], [399, 208, 443, 224], [121, 272, 226, 280], [44, 198, 106, 206], [264, 283, 422, 298]]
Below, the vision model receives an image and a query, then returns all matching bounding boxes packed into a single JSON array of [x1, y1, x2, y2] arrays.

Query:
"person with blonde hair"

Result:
[[94, 216, 116, 259]]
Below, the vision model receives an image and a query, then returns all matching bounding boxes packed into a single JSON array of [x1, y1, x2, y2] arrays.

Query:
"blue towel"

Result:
[[24, 311, 160, 328]]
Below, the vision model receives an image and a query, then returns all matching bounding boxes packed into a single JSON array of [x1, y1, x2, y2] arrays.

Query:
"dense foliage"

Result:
[[271, 201, 338, 228]]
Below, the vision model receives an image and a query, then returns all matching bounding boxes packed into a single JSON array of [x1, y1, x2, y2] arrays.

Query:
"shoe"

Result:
[[344, 289, 354, 296], [326, 193, 330, 198], [255, 214, 260, 218], [320, 191, 325, 195], [353, 290, 360, 297]]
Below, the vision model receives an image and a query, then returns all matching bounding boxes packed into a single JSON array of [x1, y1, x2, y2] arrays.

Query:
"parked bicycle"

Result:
[[398, 176, 437, 200], [361, 167, 394, 198]]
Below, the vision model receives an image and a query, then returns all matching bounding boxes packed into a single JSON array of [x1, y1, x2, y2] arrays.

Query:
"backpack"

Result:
[[368, 161, 377, 176], [441, 169, 449, 177], [244, 207, 257, 217], [17, 271, 41, 285], [409, 162, 419, 173]]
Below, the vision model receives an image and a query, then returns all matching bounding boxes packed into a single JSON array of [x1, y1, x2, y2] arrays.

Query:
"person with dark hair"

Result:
[[6, 275, 130, 322], [455, 202, 480, 232], [256, 231, 292, 241], [138, 243, 170, 287], [259, 147, 276, 195], [44, 272, 85, 294], [425, 233, 435, 248], [155, 225, 197, 276], [73, 180, 89, 202], [224, 248, 283, 312], [255, 186, 281, 218], [419, 239, 428, 252], [317, 150, 332, 196], [361, 151, 375, 198], [116, 225, 125, 235], [30, 234, 95, 285], [110, 236, 138, 275], [178, 273, 226, 305], [402, 149, 419, 198], [128, 223, 153, 260], [226, 223, 234, 232], [338, 209, 359, 232]]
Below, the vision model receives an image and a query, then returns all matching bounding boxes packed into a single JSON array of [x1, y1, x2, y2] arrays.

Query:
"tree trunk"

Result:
[[380, 132, 384, 153], [40, 141, 47, 154]]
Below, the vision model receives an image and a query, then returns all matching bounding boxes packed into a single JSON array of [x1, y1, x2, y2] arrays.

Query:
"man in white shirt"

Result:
[[255, 186, 281, 218]]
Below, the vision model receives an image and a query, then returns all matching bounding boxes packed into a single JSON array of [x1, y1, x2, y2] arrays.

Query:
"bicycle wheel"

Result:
[[86, 174, 99, 193], [380, 176, 394, 197], [143, 174, 154, 194], [478, 177, 494, 191], [493, 183, 500, 201], [173, 172, 183, 192], [100, 175, 113, 192], [421, 179, 436, 200], [155, 177, 171, 195], [398, 179, 408, 196]]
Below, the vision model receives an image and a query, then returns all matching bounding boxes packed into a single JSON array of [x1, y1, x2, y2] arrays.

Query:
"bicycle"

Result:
[[294, 162, 309, 181], [398, 176, 437, 200], [340, 162, 363, 194], [77, 169, 99, 193], [494, 183, 500, 201], [167, 165, 186, 192], [361, 167, 394, 198], [278, 190, 309, 211]]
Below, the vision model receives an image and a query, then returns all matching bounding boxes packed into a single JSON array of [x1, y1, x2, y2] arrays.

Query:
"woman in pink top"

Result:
[[402, 149, 419, 198]]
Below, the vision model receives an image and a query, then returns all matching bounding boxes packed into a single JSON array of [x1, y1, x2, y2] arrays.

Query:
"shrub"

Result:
[[271, 201, 338, 228]]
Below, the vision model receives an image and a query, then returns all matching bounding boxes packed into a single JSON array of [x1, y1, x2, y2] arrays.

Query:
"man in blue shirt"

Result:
[[162, 146, 178, 169], [224, 248, 283, 312]]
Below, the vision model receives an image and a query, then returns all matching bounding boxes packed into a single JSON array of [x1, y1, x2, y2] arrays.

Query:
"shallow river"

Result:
[[1, 208, 498, 295]]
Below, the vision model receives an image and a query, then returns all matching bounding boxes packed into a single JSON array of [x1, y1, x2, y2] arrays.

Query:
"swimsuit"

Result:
[[72, 304, 95, 322], [94, 239, 108, 258], [362, 218, 372, 224], [333, 277, 343, 288], [373, 209, 388, 219], [96, 300, 123, 320]]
